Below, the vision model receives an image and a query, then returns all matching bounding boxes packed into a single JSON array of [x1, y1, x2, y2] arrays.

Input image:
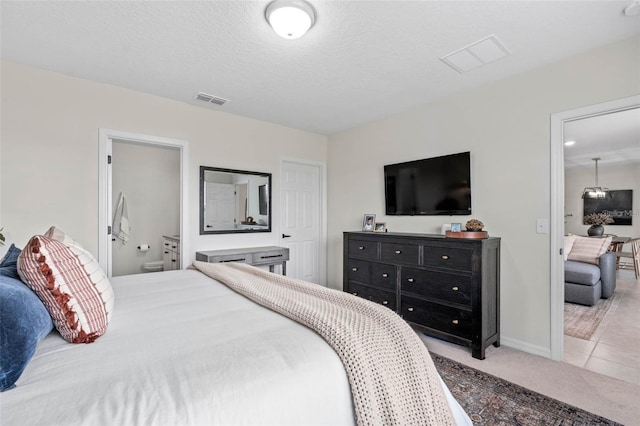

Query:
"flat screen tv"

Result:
[[384, 151, 471, 216]]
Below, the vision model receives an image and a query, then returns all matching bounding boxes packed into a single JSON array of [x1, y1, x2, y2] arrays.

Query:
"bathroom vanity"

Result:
[[162, 235, 181, 271]]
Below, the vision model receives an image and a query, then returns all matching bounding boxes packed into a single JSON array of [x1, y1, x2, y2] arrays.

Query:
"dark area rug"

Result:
[[431, 353, 620, 425]]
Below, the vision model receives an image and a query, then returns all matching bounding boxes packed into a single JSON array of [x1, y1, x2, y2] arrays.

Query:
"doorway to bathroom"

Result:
[[111, 140, 180, 276], [98, 129, 189, 278]]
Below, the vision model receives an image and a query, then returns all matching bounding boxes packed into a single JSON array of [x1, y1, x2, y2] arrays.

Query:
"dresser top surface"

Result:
[[344, 231, 500, 242], [196, 246, 288, 256]]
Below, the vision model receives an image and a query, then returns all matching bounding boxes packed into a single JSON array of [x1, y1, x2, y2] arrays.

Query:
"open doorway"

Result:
[[98, 129, 189, 277], [111, 140, 180, 276], [550, 95, 640, 366]]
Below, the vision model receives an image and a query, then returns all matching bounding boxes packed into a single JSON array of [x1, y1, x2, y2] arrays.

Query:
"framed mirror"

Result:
[[200, 166, 272, 234]]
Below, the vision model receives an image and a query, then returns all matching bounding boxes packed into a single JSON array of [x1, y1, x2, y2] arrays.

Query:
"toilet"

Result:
[[142, 260, 164, 273]]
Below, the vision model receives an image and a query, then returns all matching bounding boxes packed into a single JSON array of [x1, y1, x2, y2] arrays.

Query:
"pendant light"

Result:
[[582, 158, 610, 199], [265, 0, 315, 39]]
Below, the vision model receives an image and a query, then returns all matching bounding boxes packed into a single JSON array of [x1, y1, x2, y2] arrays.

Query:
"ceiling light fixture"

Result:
[[564, 140, 576, 146], [582, 158, 610, 199], [265, 0, 315, 40]]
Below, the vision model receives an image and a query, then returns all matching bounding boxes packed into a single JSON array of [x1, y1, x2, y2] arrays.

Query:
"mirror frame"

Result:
[[199, 166, 272, 235]]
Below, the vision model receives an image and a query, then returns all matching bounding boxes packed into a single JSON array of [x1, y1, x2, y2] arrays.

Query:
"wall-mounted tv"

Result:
[[384, 151, 471, 216], [583, 189, 633, 225]]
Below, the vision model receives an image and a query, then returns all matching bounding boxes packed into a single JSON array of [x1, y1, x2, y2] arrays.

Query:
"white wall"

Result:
[[0, 60, 327, 263], [327, 36, 640, 356], [2, 36, 638, 357], [565, 162, 640, 241], [112, 141, 180, 276]]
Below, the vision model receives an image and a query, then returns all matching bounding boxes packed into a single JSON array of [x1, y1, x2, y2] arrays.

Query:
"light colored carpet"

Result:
[[564, 294, 617, 340]]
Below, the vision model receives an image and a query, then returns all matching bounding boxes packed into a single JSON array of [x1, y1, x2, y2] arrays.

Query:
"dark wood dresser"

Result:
[[343, 231, 500, 359]]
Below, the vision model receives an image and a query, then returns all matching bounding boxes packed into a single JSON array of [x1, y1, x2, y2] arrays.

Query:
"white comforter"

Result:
[[1, 270, 469, 425]]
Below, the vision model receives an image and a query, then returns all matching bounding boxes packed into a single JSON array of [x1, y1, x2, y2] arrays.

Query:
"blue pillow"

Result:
[[0, 244, 22, 279], [0, 245, 54, 391]]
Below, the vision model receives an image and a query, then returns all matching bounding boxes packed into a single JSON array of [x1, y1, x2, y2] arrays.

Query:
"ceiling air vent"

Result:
[[440, 35, 511, 74], [195, 92, 229, 106]]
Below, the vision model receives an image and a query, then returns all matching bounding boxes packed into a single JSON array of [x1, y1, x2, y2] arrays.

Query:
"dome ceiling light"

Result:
[[265, 0, 316, 40]]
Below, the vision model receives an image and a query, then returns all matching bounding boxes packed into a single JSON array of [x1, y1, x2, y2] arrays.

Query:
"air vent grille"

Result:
[[195, 92, 229, 106], [440, 35, 511, 74]]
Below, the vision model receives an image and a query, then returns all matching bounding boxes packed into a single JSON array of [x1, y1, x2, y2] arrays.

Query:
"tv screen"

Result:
[[384, 151, 471, 216]]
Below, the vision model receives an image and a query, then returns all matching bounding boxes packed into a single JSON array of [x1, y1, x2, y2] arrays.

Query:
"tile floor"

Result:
[[564, 268, 640, 384]]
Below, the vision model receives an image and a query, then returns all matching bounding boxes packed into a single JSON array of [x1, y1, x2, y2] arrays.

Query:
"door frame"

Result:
[[280, 158, 327, 286], [549, 95, 639, 360], [98, 129, 189, 277]]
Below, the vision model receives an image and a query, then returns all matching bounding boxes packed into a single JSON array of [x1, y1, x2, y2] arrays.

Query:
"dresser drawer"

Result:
[[370, 263, 396, 290], [251, 248, 289, 266], [347, 259, 371, 283], [423, 245, 472, 271], [401, 297, 471, 339], [196, 252, 253, 264], [348, 282, 396, 311], [348, 239, 378, 260], [380, 242, 419, 265], [400, 268, 471, 306]]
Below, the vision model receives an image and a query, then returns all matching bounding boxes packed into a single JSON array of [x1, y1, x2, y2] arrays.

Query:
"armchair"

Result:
[[565, 251, 616, 306]]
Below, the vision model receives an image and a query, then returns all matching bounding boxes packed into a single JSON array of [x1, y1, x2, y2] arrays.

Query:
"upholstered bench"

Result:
[[564, 235, 616, 306]]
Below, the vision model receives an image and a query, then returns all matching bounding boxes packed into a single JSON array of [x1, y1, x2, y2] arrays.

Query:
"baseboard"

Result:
[[501, 336, 551, 359]]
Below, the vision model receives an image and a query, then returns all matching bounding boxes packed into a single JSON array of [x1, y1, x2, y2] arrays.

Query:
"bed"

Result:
[[1, 234, 471, 425]]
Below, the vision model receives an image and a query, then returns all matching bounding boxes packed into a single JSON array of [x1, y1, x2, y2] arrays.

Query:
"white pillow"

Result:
[[563, 235, 576, 261]]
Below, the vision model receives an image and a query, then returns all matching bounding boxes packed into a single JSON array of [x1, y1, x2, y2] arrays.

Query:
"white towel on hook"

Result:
[[113, 192, 130, 244]]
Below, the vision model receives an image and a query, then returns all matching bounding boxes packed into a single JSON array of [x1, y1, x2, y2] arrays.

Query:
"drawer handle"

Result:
[[441, 255, 449, 260], [382, 273, 388, 278], [407, 307, 414, 312], [352, 267, 358, 272], [358, 246, 365, 250], [452, 286, 459, 291], [351, 292, 358, 296], [382, 300, 389, 305], [395, 250, 402, 254], [452, 319, 459, 325], [407, 278, 414, 283]]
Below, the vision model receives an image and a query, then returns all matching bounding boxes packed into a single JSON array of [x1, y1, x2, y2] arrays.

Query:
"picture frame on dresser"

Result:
[[362, 214, 376, 231], [374, 222, 386, 233]]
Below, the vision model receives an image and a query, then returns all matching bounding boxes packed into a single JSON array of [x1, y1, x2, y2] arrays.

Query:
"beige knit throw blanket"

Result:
[[192, 261, 455, 426]]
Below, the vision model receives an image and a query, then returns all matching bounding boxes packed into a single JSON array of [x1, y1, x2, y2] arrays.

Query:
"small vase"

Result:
[[587, 225, 604, 237]]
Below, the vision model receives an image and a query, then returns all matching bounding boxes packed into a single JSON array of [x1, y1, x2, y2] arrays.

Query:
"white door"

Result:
[[205, 183, 235, 231], [281, 160, 324, 284]]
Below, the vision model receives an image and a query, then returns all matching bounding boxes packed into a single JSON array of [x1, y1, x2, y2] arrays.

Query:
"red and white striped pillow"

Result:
[[17, 227, 114, 343]]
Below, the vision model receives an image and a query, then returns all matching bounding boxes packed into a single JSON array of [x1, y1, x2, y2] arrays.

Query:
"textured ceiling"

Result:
[[1, 0, 639, 138], [564, 107, 640, 169]]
